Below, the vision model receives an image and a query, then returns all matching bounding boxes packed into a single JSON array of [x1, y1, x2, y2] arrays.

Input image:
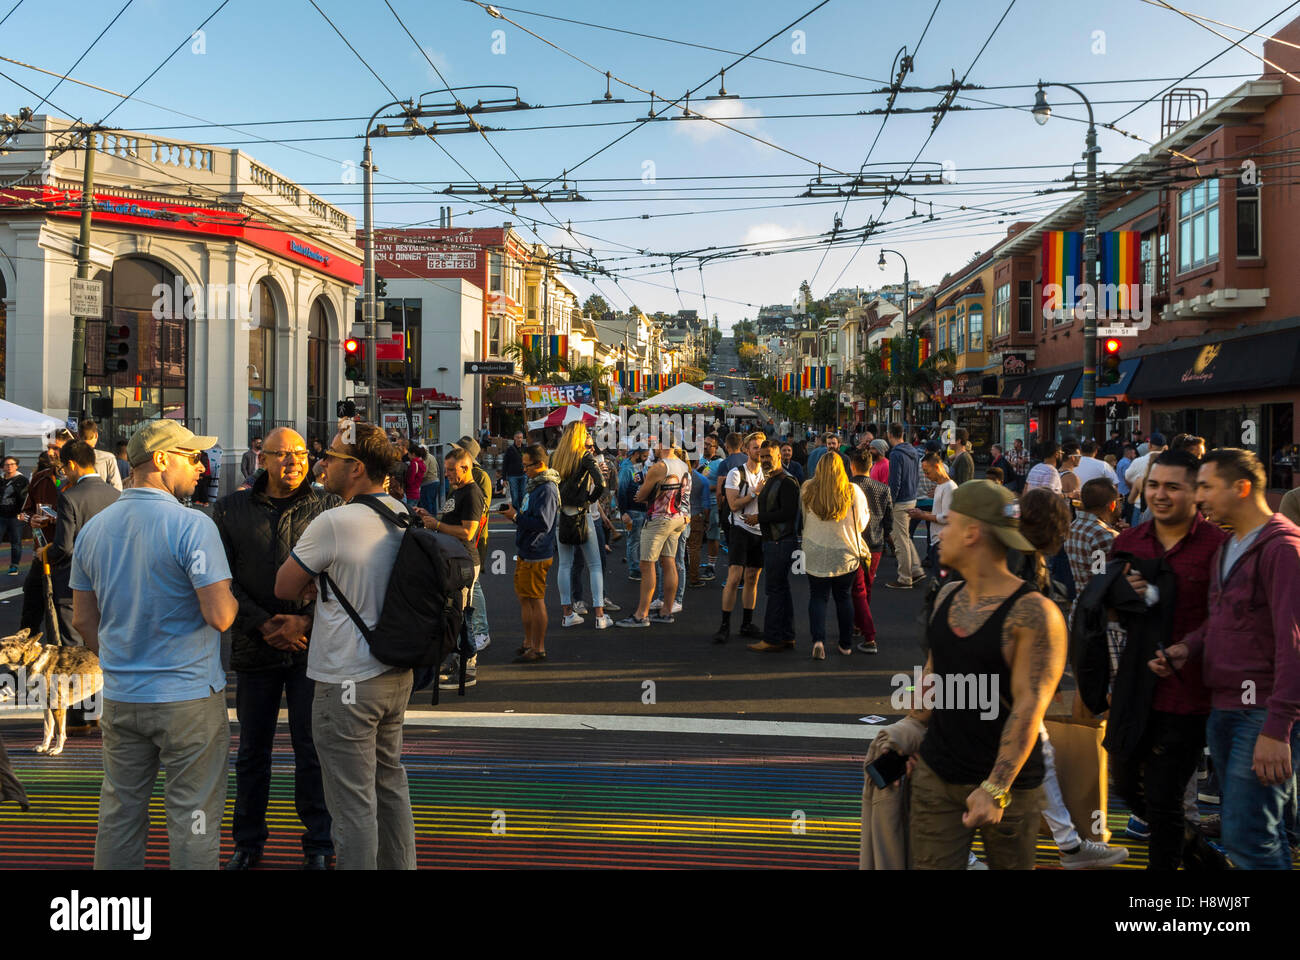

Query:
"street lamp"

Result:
[[1032, 80, 1099, 433], [878, 247, 910, 426]]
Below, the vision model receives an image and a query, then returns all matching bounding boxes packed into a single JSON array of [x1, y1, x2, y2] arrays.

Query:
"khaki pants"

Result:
[[909, 756, 1045, 870], [890, 500, 924, 585], [95, 691, 230, 870], [312, 670, 416, 870]]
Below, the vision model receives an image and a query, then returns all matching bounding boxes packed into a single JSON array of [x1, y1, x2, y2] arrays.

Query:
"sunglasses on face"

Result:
[[322, 449, 361, 463], [169, 450, 204, 465]]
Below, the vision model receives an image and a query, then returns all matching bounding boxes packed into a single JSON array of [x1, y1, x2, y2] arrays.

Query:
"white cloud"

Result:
[[742, 222, 805, 246], [672, 98, 763, 143], [410, 46, 451, 85]]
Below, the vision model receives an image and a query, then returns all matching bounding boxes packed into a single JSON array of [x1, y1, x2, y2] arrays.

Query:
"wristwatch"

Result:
[[979, 780, 1011, 808]]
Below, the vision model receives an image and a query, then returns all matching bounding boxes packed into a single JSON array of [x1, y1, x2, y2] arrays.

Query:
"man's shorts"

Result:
[[640, 514, 687, 562], [706, 505, 720, 541], [727, 523, 764, 569], [513, 557, 552, 599]]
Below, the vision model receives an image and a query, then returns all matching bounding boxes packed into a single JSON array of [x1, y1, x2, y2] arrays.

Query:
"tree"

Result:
[[566, 359, 614, 402], [582, 294, 610, 318], [503, 336, 566, 383], [812, 390, 838, 427]]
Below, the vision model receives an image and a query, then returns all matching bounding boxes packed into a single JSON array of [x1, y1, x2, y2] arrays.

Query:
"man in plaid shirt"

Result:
[[1005, 438, 1029, 490], [1065, 478, 1123, 626]]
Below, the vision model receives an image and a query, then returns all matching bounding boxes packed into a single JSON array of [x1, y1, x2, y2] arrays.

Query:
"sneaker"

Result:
[[649, 613, 675, 624], [1197, 790, 1221, 805], [648, 599, 663, 612], [701, 568, 717, 581], [1198, 813, 1221, 838], [594, 614, 613, 629], [601, 597, 621, 612], [562, 612, 585, 627], [1125, 814, 1151, 841], [572, 601, 588, 615], [473, 633, 491, 652], [6, 565, 15, 576], [437, 654, 459, 683], [884, 580, 916, 590], [1059, 839, 1129, 870], [856, 639, 878, 654], [438, 657, 477, 689], [628, 571, 641, 582], [615, 616, 650, 628], [669, 602, 683, 614]]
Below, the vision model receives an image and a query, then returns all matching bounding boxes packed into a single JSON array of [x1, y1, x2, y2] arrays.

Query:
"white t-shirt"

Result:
[[931, 479, 958, 524], [1073, 456, 1118, 486], [291, 494, 409, 685], [725, 462, 764, 530]]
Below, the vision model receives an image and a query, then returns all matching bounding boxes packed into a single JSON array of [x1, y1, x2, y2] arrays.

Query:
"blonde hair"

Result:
[[552, 421, 588, 479], [742, 431, 767, 451], [801, 449, 852, 522]]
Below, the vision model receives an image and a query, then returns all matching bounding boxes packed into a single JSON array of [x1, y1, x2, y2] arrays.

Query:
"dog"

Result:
[[0, 628, 103, 756]]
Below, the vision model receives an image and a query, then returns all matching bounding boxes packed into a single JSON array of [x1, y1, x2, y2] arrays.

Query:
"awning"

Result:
[[489, 383, 524, 406], [1127, 329, 1300, 400], [1000, 374, 1048, 403], [1069, 357, 1141, 407], [1039, 369, 1081, 406]]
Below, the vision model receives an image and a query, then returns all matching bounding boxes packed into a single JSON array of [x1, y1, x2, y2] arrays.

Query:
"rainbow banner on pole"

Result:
[[1041, 231, 1084, 315], [1099, 230, 1141, 312]]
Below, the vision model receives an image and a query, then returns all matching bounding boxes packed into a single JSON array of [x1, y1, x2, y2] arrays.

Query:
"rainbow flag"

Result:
[[917, 336, 931, 364], [881, 340, 892, 374], [1041, 231, 1084, 315], [825, 366, 833, 390], [1099, 230, 1141, 312]]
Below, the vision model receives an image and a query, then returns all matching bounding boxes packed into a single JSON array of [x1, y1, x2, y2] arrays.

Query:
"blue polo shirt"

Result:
[[70, 487, 232, 703]]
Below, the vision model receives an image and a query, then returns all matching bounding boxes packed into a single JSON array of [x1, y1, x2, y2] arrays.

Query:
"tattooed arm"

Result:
[[988, 592, 1067, 792]]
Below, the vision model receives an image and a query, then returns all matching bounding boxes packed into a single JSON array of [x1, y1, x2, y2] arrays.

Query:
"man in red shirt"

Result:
[[1108, 450, 1226, 869]]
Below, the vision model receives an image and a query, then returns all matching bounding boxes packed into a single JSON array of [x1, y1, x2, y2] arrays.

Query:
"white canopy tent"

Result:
[[0, 399, 65, 439], [636, 382, 721, 409]]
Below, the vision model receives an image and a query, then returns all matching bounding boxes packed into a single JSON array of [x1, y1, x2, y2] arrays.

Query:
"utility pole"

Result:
[[68, 127, 96, 425], [362, 140, 378, 425]]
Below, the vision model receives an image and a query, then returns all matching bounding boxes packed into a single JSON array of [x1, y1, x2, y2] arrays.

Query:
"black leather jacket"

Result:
[[213, 473, 342, 672]]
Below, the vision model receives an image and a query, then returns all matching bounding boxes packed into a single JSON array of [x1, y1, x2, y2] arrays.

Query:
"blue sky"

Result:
[[1, 0, 1288, 328]]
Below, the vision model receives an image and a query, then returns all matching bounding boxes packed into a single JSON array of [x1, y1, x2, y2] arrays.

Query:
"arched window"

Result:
[[307, 298, 330, 444], [85, 258, 192, 442], [248, 280, 278, 444]]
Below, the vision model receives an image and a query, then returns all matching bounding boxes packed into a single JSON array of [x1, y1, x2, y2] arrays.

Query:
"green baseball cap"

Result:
[[127, 419, 218, 467], [948, 480, 1033, 552]]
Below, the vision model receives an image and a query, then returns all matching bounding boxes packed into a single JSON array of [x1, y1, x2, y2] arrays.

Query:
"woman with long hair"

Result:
[[1014, 488, 1073, 604], [800, 451, 870, 659], [553, 422, 609, 628]]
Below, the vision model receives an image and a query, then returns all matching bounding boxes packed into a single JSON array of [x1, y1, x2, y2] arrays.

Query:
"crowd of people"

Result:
[[0, 407, 1297, 875]]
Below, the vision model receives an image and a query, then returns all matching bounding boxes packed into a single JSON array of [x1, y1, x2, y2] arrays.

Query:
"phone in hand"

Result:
[[865, 749, 908, 788], [498, 503, 511, 512], [39, 504, 57, 518]]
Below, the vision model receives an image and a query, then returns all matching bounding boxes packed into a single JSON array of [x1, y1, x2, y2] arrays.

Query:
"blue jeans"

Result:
[[0, 516, 20, 566], [233, 664, 333, 856], [624, 511, 646, 572], [558, 525, 605, 608], [762, 538, 797, 644], [571, 520, 608, 604], [808, 571, 855, 649], [507, 475, 527, 510], [653, 518, 688, 606], [469, 569, 488, 639], [1206, 708, 1300, 870], [418, 483, 442, 514]]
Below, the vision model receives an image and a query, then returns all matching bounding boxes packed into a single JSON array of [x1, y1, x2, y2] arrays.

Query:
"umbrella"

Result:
[[527, 403, 599, 431]]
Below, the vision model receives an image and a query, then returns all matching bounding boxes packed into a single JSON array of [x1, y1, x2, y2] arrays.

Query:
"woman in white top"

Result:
[[800, 452, 870, 660]]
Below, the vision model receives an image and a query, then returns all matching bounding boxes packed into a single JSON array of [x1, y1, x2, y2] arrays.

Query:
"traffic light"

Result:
[[103, 320, 133, 377], [1100, 337, 1122, 386], [344, 337, 362, 381]]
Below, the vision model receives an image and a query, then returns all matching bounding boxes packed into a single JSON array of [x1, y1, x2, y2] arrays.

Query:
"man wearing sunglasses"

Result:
[[71, 420, 238, 869], [213, 427, 342, 871]]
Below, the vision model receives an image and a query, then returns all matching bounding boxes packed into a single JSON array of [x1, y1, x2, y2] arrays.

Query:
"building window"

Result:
[[1017, 280, 1033, 334], [489, 315, 502, 357], [1237, 183, 1260, 258], [306, 299, 329, 446], [954, 317, 965, 355], [1177, 178, 1219, 272], [526, 283, 537, 320], [993, 283, 1010, 339], [489, 252, 503, 292], [968, 308, 983, 352], [247, 280, 277, 444]]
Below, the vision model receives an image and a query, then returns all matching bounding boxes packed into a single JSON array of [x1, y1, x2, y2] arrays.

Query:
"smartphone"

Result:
[[498, 503, 510, 512], [865, 749, 908, 789], [39, 504, 57, 518]]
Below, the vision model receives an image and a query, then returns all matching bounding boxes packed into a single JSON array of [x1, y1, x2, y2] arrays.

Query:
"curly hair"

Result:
[[1018, 488, 1071, 555]]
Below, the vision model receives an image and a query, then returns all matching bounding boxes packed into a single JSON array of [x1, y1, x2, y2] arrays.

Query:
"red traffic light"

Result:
[[344, 338, 359, 354], [1104, 338, 1122, 354]]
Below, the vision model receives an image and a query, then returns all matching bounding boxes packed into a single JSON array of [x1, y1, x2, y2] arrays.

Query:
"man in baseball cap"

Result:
[[869, 480, 1068, 870], [125, 420, 218, 500]]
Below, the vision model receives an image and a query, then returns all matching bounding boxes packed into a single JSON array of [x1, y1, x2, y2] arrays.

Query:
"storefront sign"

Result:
[[526, 382, 593, 408], [1002, 353, 1027, 376], [465, 360, 516, 375], [1181, 344, 1222, 385]]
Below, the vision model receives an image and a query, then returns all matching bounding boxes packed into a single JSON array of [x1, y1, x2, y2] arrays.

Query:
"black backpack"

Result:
[[319, 494, 477, 703], [717, 464, 747, 531]]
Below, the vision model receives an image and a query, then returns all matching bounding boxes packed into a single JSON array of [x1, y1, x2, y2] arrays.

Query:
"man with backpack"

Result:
[[415, 446, 485, 687], [274, 423, 415, 870]]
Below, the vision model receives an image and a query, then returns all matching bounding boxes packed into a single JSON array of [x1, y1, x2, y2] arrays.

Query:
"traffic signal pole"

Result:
[[68, 128, 96, 424]]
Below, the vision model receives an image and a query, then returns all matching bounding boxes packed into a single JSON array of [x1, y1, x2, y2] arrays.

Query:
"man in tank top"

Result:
[[616, 438, 689, 628], [874, 480, 1068, 869]]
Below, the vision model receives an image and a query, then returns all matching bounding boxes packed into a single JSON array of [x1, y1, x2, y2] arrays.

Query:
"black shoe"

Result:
[[628, 572, 641, 582], [302, 854, 332, 870], [739, 622, 763, 639], [225, 849, 261, 870], [712, 627, 729, 644]]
